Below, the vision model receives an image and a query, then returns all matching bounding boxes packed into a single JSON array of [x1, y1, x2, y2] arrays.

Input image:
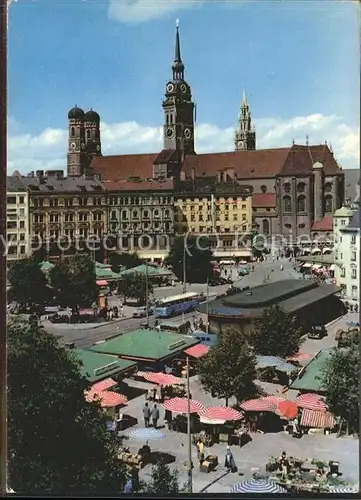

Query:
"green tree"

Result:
[[251, 305, 303, 358], [108, 251, 142, 272], [165, 236, 213, 283], [118, 273, 153, 305], [197, 329, 259, 406], [7, 317, 125, 495], [139, 462, 184, 494], [50, 254, 98, 313], [321, 345, 359, 435], [7, 258, 49, 312]]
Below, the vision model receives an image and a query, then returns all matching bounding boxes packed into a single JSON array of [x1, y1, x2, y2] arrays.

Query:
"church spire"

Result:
[[242, 89, 247, 107], [172, 19, 184, 81], [235, 89, 256, 151]]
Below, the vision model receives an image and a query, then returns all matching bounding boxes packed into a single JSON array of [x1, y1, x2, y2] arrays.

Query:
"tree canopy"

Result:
[[165, 236, 213, 283], [7, 258, 49, 311], [197, 329, 259, 406], [117, 273, 153, 305], [50, 254, 98, 312], [321, 345, 359, 435], [108, 251, 142, 272], [7, 317, 125, 495], [251, 305, 303, 358], [139, 462, 184, 494]]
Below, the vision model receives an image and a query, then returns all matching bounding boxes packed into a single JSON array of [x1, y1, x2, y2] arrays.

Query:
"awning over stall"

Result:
[[184, 344, 210, 358]]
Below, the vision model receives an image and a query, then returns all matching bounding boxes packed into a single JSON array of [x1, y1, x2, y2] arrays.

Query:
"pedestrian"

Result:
[[120, 305, 124, 317], [280, 264, 284, 271], [224, 445, 237, 472], [164, 408, 172, 429], [143, 402, 150, 428], [123, 475, 133, 493], [151, 403, 160, 428], [156, 324, 161, 332], [109, 309, 113, 321], [152, 386, 157, 401], [197, 438, 205, 464]]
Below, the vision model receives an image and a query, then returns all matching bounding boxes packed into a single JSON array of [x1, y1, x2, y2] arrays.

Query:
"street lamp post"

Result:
[[186, 356, 193, 493], [145, 260, 149, 328], [183, 236, 187, 294]]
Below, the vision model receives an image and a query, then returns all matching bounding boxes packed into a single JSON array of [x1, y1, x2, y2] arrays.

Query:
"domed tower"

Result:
[[67, 105, 87, 177], [84, 109, 101, 165]]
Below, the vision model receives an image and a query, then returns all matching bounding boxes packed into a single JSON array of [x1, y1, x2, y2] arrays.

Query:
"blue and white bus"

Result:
[[189, 329, 219, 347], [155, 292, 200, 318]]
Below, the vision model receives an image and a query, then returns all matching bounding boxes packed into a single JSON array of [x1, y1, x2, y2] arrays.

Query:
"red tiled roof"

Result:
[[281, 145, 342, 176], [183, 148, 291, 179], [252, 193, 277, 207], [184, 344, 209, 358], [91, 153, 159, 181], [311, 215, 333, 231], [103, 179, 174, 191]]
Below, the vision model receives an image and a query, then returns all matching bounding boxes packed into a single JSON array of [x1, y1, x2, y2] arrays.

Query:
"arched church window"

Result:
[[297, 182, 306, 193], [262, 219, 270, 235], [325, 195, 333, 213], [297, 195, 306, 213], [283, 195, 292, 214], [170, 115, 173, 125], [283, 183, 291, 193], [70, 127, 75, 137], [166, 115, 169, 125], [261, 185, 267, 193]]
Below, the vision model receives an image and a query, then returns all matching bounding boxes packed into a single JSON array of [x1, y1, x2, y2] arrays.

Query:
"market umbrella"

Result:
[[300, 409, 336, 429], [199, 416, 226, 425], [90, 378, 117, 393], [295, 393, 327, 412], [287, 352, 312, 362], [199, 406, 243, 422], [86, 390, 127, 408], [230, 479, 287, 493], [328, 485, 359, 493], [240, 397, 283, 412], [137, 371, 183, 385], [277, 400, 298, 419], [125, 427, 166, 441], [163, 397, 205, 414]]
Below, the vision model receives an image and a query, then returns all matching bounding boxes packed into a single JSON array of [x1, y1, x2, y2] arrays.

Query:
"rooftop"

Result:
[[88, 329, 199, 362], [6, 176, 27, 192], [70, 348, 137, 382], [21, 175, 104, 193], [342, 210, 360, 232], [223, 279, 316, 308], [252, 193, 277, 208], [311, 215, 334, 231], [198, 281, 340, 318], [289, 349, 334, 393]]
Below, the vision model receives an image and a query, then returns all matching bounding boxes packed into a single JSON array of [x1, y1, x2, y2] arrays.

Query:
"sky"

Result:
[[7, 0, 360, 173]]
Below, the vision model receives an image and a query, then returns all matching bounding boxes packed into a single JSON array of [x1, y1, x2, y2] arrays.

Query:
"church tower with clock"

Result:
[[162, 21, 195, 156], [234, 90, 256, 151], [67, 106, 101, 177]]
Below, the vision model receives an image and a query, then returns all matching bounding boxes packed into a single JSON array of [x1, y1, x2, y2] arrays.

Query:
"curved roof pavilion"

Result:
[[198, 279, 340, 319]]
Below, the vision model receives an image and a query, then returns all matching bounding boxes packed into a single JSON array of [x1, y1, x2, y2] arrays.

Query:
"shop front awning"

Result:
[[300, 409, 336, 429], [96, 280, 108, 286], [184, 344, 210, 358], [329, 264, 335, 271], [302, 248, 311, 253], [312, 264, 322, 270], [322, 247, 332, 254], [90, 377, 117, 393], [301, 263, 312, 268], [311, 248, 321, 254]]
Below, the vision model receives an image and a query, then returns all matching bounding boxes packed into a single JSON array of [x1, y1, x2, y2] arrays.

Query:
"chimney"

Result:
[[217, 171, 222, 182], [180, 170, 186, 181], [36, 170, 44, 181], [222, 170, 227, 182], [191, 167, 195, 180]]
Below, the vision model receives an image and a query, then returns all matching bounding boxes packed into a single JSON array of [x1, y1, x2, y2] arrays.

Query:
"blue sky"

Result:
[[7, 0, 360, 172]]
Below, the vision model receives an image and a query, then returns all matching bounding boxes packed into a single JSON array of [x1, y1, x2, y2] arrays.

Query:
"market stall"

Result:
[[163, 397, 205, 433]]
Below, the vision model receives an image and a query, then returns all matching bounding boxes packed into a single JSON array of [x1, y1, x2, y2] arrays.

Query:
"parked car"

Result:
[[308, 325, 327, 339], [133, 306, 154, 318], [238, 267, 250, 276], [209, 276, 233, 286]]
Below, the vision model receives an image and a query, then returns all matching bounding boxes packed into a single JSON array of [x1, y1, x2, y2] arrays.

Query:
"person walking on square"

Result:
[[224, 446, 237, 472], [143, 402, 151, 428], [151, 403, 160, 429]]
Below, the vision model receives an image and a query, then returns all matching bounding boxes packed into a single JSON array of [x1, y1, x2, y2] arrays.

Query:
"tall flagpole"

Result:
[[183, 236, 186, 294], [186, 356, 192, 492], [145, 260, 149, 328]]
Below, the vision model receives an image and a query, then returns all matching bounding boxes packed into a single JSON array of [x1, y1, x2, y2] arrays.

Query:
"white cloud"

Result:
[[108, 0, 203, 24], [7, 113, 359, 174]]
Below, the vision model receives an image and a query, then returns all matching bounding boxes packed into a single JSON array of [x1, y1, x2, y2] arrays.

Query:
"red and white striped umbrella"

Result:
[[240, 397, 281, 412], [287, 352, 312, 362], [300, 409, 336, 429], [163, 397, 205, 414], [86, 390, 128, 408], [137, 371, 183, 385], [295, 393, 328, 412], [90, 378, 117, 393], [199, 406, 243, 421]]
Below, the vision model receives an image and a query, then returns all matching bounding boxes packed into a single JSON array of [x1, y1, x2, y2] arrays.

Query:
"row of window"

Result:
[[282, 182, 333, 194], [336, 251, 358, 262], [33, 212, 105, 223], [182, 213, 248, 222], [111, 209, 172, 220], [32, 197, 106, 208], [282, 195, 333, 213], [7, 196, 25, 204], [187, 225, 249, 233], [339, 268, 358, 279], [109, 196, 172, 205]]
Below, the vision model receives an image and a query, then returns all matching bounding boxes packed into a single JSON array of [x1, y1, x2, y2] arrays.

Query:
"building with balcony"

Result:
[[17, 170, 107, 258], [174, 177, 253, 260], [334, 206, 360, 303], [104, 179, 174, 262], [6, 176, 30, 260]]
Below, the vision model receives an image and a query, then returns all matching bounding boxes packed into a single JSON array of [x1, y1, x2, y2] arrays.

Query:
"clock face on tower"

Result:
[[96, 144, 101, 152], [238, 141, 244, 149], [70, 142, 76, 150], [166, 127, 174, 138], [184, 128, 192, 139], [180, 84, 187, 93], [166, 83, 174, 93]]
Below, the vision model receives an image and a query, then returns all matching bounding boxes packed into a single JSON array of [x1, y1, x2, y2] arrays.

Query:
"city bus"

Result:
[[154, 292, 200, 318]]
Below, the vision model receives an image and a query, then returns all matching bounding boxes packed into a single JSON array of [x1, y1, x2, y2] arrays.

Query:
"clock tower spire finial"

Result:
[[234, 89, 256, 151]]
